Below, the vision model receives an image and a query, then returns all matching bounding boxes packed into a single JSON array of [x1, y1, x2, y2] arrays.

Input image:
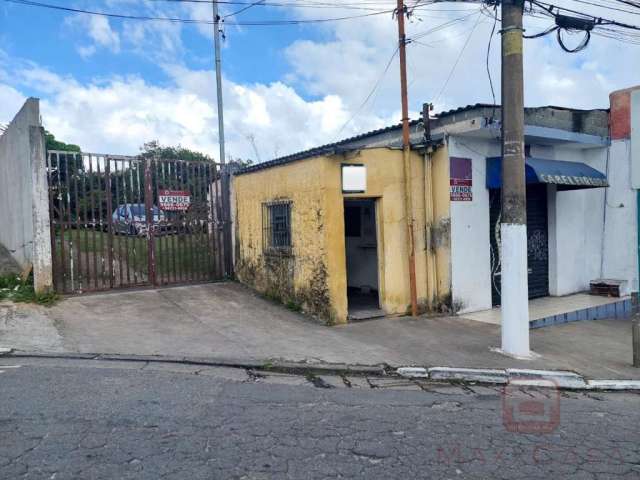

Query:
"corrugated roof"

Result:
[[234, 103, 606, 175]]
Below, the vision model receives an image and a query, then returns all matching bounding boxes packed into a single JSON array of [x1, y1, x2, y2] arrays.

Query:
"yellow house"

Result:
[[232, 103, 622, 325], [232, 118, 452, 325]]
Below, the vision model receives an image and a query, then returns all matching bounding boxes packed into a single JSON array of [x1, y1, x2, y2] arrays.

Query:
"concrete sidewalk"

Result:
[[0, 281, 638, 380]]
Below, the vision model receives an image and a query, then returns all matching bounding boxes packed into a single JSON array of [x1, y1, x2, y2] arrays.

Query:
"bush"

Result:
[[0, 274, 59, 306]]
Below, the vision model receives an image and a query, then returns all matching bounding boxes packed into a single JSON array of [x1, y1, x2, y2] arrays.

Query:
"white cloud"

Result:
[[0, 84, 26, 124], [1, 0, 639, 164], [0, 60, 367, 162], [72, 15, 120, 55]]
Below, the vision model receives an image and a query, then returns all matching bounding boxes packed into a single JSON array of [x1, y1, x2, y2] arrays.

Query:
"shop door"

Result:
[[489, 185, 549, 306]]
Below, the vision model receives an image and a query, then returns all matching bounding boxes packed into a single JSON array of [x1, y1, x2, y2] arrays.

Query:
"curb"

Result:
[[0, 350, 388, 377], [3, 349, 640, 391], [397, 366, 640, 391]]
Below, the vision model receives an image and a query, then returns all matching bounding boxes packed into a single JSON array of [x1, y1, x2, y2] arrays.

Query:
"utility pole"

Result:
[[212, 1, 233, 276], [500, 0, 529, 356], [396, 0, 418, 317], [212, 0, 226, 165]]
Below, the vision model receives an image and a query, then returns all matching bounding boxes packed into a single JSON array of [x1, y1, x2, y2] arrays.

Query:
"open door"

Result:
[[343, 199, 383, 320]]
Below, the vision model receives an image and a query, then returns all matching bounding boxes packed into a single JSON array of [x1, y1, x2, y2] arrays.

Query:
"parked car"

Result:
[[112, 204, 166, 236]]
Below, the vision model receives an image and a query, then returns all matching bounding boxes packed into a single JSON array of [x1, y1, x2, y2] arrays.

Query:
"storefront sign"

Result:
[[538, 173, 608, 187], [450, 157, 472, 201], [158, 189, 191, 211]]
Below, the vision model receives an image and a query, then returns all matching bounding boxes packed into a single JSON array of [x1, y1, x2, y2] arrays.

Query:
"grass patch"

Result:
[[0, 274, 59, 306], [55, 228, 216, 284]]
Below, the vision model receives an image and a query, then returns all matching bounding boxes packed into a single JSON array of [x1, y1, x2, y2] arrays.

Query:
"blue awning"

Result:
[[486, 156, 608, 190]]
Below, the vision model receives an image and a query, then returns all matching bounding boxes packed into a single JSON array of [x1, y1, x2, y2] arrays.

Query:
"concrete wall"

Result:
[[0, 98, 52, 291], [233, 154, 338, 322], [447, 134, 626, 313], [544, 146, 608, 295], [447, 135, 500, 314], [606, 86, 640, 295]]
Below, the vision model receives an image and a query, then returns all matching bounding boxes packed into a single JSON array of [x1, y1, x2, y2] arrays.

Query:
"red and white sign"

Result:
[[158, 189, 191, 211], [450, 157, 473, 201]]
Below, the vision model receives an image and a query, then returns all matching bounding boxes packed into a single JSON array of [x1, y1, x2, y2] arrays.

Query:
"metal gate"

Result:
[[47, 151, 230, 294], [489, 185, 550, 306]]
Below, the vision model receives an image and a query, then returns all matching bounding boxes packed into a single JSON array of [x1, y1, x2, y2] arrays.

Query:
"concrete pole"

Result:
[[500, 0, 530, 356], [633, 317, 640, 367], [213, 1, 226, 165], [396, 0, 418, 317]]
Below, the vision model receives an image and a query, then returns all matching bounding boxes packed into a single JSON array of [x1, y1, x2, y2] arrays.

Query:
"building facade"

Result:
[[232, 87, 640, 325]]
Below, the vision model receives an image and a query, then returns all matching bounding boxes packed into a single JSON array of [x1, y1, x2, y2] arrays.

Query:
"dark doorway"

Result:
[[344, 199, 382, 320], [489, 184, 549, 306]]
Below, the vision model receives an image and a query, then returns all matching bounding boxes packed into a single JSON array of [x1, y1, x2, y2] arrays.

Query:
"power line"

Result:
[[485, 4, 498, 121], [334, 46, 399, 139], [2, 0, 398, 25], [224, 0, 266, 18], [530, 0, 640, 31], [564, 0, 640, 16], [433, 11, 482, 104]]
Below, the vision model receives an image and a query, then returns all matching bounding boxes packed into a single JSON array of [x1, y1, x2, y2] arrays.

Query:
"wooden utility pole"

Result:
[[500, 0, 530, 356], [396, 0, 418, 317]]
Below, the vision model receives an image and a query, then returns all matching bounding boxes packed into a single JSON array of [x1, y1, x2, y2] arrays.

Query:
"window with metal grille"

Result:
[[263, 200, 292, 253]]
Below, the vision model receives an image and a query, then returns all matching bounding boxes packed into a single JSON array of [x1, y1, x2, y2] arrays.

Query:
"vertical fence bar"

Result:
[[72, 153, 83, 291], [177, 161, 185, 282], [82, 154, 90, 291], [205, 163, 215, 279], [46, 152, 58, 292], [122, 159, 132, 286], [170, 161, 179, 283], [133, 159, 144, 283], [64, 153, 74, 292], [212, 163, 223, 278], [105, 158, 114, 288], [95, 156, 106, 289], [113, 159, 124, 287], [156, 160, 164, 285], [88, 155, 98, 290], [56, 153, 67, 292], [186, 162, 196, 282], [167, 161, 177, 284], [193, 161, 202, 281], [177, 161, 187, 282], [144, 158, 157, 286]]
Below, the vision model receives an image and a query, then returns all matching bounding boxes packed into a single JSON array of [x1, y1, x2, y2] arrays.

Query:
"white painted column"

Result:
[[501, 223, 530, 356]]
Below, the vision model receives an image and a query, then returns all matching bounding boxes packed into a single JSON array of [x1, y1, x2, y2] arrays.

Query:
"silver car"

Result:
[[112, 204, 165, 236]]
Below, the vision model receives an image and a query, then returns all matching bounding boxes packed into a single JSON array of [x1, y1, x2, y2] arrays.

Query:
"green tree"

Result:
[[140, 140, 213, 163], [45, 131, 81, 152]]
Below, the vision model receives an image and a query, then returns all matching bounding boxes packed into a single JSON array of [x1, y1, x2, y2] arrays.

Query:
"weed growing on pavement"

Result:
[[0, 274, 59, 306]]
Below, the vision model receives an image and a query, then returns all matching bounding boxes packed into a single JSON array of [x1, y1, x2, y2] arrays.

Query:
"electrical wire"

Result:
[[530, 0, 640, 30], [224, 0, 265, 18], [485, 4, 498, 122], [334, 46, 399, 139], [433, 11, 482, 105], [1, 0, 398, 25]]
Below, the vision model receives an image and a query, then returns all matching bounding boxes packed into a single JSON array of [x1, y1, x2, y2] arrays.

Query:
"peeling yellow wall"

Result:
[[232, 145, 451, 324], [430, 145, 452, 302], [233, 156, 343, 324], [330, 148, 429, 317]]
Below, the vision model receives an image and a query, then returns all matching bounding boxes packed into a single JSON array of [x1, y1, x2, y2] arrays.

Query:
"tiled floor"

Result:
[[461, 293, 628, 325]]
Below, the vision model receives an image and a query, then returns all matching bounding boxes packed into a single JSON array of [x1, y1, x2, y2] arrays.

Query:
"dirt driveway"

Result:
[[1, 282, 638, 379]]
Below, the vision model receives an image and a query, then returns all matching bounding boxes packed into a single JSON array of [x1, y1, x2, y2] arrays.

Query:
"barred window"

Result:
[[263, 200, 292, 253]]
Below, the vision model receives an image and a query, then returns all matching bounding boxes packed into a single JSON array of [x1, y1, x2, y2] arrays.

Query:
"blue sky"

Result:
[[0, 0, 638, 160]]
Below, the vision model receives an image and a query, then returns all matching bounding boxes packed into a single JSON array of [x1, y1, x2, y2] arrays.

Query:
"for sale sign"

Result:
[[450, 157, 473, 201], [159, 189, 191, 211]]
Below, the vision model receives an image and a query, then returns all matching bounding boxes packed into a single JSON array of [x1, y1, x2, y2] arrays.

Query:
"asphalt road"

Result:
[[1, 357, 639, 479]]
